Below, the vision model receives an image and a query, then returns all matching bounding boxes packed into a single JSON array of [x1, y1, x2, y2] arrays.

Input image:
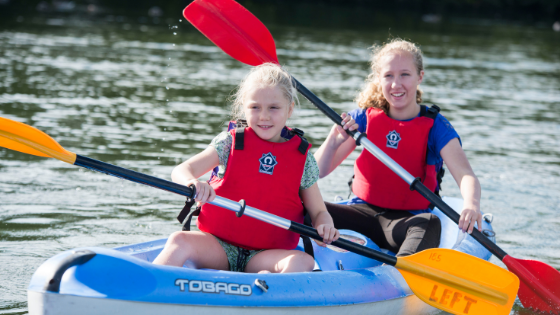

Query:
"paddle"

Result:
[[1, 116, 518, 315], [182, 0, 560, 313]]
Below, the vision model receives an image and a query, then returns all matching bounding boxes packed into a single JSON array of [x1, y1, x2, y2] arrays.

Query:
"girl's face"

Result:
[[243, 85, 293, 143], [378, 52, 424, 114]]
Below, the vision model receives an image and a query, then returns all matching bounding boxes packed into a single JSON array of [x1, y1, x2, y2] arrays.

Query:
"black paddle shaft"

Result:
[[289, 221, 398, 266], [75, 155, 398, 265], [413, 182, 508, 259], [294, 78, 358, 138], [293, 78, 508, 260], [74, 155, 195, 198]]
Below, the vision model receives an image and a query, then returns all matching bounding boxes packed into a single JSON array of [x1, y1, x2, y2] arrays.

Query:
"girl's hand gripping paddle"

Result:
[[182, 0, 560, 313]]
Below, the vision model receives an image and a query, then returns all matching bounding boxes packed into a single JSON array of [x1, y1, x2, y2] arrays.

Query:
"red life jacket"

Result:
[[198, 126, 310, 250], [353, 106, 439, 210]]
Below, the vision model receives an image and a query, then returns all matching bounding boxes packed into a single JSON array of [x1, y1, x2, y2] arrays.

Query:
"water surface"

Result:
[[1, 14, 559, 314]]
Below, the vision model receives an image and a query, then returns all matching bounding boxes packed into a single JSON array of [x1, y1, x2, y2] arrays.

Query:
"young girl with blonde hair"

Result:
[[154, 63, 342, 273], [315, 39, 482, 257]]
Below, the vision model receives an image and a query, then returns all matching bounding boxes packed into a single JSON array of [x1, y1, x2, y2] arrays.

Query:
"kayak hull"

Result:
[[28, 197, 494, 315], [28, 290, 438, 315]]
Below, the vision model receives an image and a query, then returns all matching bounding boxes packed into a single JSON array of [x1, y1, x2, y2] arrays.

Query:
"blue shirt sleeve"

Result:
[[348, 108, 367, 134], [426, 113, 461, 165]]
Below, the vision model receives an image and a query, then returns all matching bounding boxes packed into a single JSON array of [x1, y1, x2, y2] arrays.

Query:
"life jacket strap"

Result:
[[421, 104, 443, 206], [234, 124, 309, 155], [302, 211, 315, 259], [419, 104, 440, 120], [234, 127, 245, 150], [289, 127, 310, 155], [178, 201, 200, 231], [176, 185, 200, 231], [181, 206, 201, 231], [423, 104, 444, 198], [232, 120, 248, 151], [177, 185, 196, 224], [435, 166, 445, 197]]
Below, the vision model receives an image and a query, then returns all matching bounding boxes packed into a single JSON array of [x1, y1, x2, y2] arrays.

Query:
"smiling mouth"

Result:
[[258, 125, 273, 129], [391, 92, 405, 97]]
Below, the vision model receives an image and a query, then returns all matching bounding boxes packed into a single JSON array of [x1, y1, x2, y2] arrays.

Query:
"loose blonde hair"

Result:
[[356, 39, 424, 113], [230, 63, 299, 122]]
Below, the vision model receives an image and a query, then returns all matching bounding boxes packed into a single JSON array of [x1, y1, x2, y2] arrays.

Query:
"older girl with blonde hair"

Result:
[[154, 63, 340, 273], [315, 39, 482, 256]]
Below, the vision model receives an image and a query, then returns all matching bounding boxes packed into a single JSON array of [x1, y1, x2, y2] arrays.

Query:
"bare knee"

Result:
[[168, 231, 189, 244], [282, 251, 315, 273], [153, 231, 196, 266], [300, 252, 316, 271], [167, 231, 192, 248], [295, 252, 315, 272]]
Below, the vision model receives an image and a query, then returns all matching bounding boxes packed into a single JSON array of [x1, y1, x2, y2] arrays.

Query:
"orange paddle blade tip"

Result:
[[0, 117, 76, 164], [396, 248, 519, 315]]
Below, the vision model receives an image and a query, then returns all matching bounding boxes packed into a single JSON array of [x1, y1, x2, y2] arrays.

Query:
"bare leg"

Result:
[[244, 249, 314, 273], [152, 231, 229, 270]]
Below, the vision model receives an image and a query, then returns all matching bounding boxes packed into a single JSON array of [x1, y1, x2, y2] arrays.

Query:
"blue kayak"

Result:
[[28, 197, 495, 315]]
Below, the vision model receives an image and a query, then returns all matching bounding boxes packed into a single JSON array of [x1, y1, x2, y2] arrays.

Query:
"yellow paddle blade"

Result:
[[396, 248, 519, 315], [0, 117, 76, 164]]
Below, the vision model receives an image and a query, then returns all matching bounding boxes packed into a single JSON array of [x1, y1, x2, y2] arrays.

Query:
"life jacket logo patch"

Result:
[[386, 130, 401, 149], [259, 152, 278, 175]]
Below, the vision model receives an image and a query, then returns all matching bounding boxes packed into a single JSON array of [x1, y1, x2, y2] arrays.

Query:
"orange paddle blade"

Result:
[[0, 117, 76, 164], [396, 248, 519, 315]]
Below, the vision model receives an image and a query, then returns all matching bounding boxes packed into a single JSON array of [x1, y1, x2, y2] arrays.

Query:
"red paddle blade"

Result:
[[183, 0, 279, 66], [503, 255, 560, 314]]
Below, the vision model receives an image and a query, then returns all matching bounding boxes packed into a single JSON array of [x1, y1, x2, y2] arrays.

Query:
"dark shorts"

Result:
[[325, 201, 441, 257], [213, 236, 265, 272]]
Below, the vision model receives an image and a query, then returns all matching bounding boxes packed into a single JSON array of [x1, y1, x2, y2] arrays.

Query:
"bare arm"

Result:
[[314, 113, 358, 178], [440, 138, 482, 234], [300, 183, 339, 245], [171, 146, 220, 205]]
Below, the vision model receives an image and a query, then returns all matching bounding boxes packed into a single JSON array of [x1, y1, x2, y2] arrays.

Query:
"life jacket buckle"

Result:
[[428, 105, 440, 115], [236, 119, 248, 128], [290, 128, 305, 137]]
